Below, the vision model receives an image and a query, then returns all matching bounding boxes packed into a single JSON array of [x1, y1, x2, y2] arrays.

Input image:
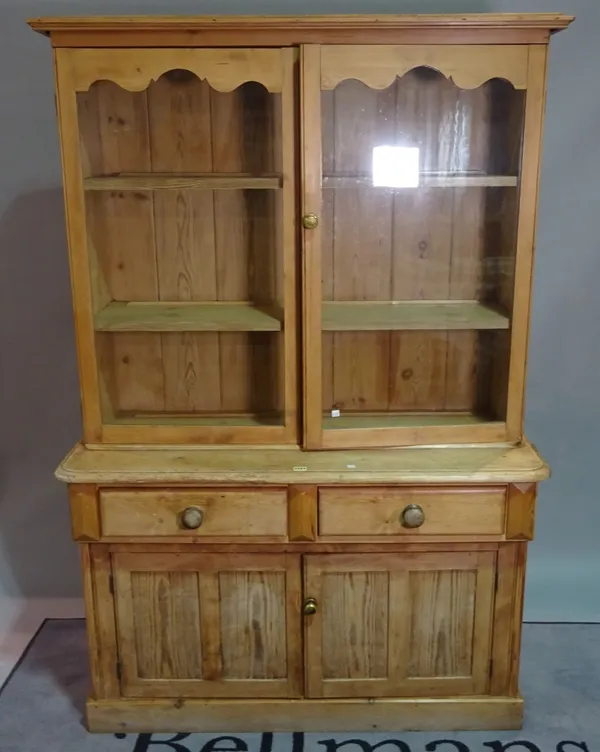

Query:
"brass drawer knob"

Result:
[[401, 504, 425, 529], [180, 506, 204, 530], [302, 213, 319, 230], [303, 598, 318, 616]]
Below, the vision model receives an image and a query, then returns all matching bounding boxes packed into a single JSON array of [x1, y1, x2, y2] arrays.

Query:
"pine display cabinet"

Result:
[[30, 13, 572, 733]]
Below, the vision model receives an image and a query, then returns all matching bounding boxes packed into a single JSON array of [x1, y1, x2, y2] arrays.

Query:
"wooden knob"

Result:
[[401, 504, 425, 529], [180, 507, 204, 530], [303, 598, 318, 616], [302, 213, 319, 230]]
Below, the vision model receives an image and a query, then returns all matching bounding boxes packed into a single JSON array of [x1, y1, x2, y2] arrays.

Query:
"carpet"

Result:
[[0, 620, 598, 752]]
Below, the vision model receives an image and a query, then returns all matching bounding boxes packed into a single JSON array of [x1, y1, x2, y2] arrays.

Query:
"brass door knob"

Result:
[[303, 598, 318, 616], [302, 213, 319, 230], [401, 504, 425, 529], [180, 507, 204, 530]]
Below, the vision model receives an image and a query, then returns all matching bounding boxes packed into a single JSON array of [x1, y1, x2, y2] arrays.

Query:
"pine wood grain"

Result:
[[74, 53, 294, 441], [69, 484, 100, 541], [323, 174, 518, 188], [490, 542, 527, 695], [31, 14, 573, 50], [316, 57, 530, 444], [407, 568, 476, 678], [278, 49, 299, 442], [132, 570, 204, 680], [55, 48, 286, 94], [108, 542, 501, 555], [305, 550, 496, 698], [288, 485, 318, 542], [112, 552, 302, 698], [80, 545, 102, 698], [321, 570, 389, 680], [318, 487, 506, 537], [100, 488, 287, 539], [322, 301, 509, 331], [56, 439, 549, 485], [30, 14, 575, 34], [219, 571, 287, 679], [506, 45, 549, 440], [54, 51, 104, 440], [301, 45, 324, 449], [85, 174, 281, 190], [95, 302, 282, 332], [82, 81, 165, 418], [327, 79, 394, 419], [147, 72, 220, 418], [505, 483, 536, 540], [321, 45, 530, 91], [86, 695, 525, 733], [89, 545, 120, 697]]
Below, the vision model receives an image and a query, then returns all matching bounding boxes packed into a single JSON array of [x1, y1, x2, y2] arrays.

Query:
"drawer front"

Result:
[[100, 489, 287, 538], [319, 487, 506, 537]]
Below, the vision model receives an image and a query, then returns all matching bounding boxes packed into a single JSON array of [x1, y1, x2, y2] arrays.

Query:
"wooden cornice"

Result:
[[28, 14, 575, 48]]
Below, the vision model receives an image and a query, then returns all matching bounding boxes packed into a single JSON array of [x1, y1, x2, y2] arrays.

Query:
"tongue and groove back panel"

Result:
[[321, 70, 522, 423], [79, 66, 523, 426], [79, 76, 285, 422]]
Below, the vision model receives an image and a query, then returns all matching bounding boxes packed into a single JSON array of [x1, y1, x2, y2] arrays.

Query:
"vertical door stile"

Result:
[[280, 49, 300, 441], [300, 45, 324, 449]]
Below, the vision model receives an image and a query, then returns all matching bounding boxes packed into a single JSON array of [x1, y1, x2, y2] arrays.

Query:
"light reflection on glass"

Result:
[[372, 146, 420, 188]]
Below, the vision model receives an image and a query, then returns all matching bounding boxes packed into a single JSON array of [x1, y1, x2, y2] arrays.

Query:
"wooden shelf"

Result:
[[108, 413, 282, 427], [322, 301, 509, 331], [322, 411, 492, 430], [94, 302, 283, 332], [323, 172, 518, 188], [84, 173, 282, 191]]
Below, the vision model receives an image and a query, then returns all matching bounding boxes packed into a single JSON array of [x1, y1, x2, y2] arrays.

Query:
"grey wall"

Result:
[[1, 0, 598, 620]]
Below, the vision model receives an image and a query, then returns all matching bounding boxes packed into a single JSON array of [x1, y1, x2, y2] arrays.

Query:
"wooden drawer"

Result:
[[318, 487, 506, 538], [99, 489, 287, 539]]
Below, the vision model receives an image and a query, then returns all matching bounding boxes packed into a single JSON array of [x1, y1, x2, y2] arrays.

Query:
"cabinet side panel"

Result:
[[81, 545, 101, 697], [89, 545, 120, 697], [490, 542, 527, 695], [54, 50, 103, 441], [506, 45, 549, 438]]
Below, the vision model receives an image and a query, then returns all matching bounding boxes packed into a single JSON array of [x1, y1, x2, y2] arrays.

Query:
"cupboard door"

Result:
[[304, 551, 495, 698], [54, 47, 297, 445], [301, 44, 546, 450], [113, 552, 302, 698]]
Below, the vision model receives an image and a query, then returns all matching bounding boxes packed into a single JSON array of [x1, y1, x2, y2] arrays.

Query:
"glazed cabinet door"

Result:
[[54, 47, 297, 445], [301, 44, 547, 449], [112, 552, 302, 698], [304, 551, 496, 698]]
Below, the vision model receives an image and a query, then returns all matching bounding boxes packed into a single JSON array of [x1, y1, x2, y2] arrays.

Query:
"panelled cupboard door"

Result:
[[112, 552, 302, 698], [301, 43, 548, 449], [54, 47, 297, 445], [303, 551, 496, 698]]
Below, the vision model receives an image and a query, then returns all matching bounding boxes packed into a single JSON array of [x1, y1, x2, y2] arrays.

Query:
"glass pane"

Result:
[[98, 332, 284, 426], [77, 74, 285, 427], [321, 68, 524, 430]]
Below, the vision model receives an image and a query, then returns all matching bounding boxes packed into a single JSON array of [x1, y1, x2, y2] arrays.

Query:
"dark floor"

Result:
[[0, 620, 599, 752]]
